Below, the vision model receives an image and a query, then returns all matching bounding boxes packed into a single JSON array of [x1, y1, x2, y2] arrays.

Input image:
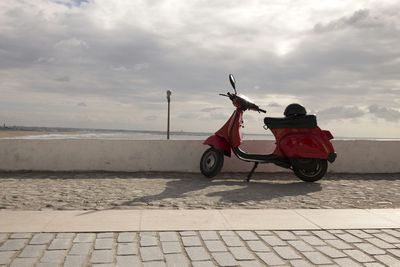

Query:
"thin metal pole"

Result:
[[167, 99, 170, 140], [166, 90, 171, 140]]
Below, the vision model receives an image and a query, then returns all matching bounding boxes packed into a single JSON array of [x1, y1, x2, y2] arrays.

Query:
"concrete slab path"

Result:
[[1, 209, 400, 232]]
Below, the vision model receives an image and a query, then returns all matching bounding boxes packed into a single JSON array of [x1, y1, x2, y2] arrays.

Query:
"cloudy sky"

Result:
[[1, 0, 399, 138]]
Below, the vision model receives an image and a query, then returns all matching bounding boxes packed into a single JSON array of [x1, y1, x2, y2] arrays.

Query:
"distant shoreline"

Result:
[[0, 126, 398, 140], [0, 125, 214, 136], [0, 127, 274, 140]]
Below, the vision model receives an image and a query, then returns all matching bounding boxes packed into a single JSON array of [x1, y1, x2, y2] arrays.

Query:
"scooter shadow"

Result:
[[118, 173, 322, 207], [206, 180, 322, 204]]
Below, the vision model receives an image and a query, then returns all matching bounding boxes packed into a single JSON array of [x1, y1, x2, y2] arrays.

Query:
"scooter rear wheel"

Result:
[[292, 158, 328, 182], [200, 147, 224, 178]]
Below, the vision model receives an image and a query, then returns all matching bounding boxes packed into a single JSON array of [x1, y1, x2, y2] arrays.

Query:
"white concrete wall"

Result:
[[0, 139, 399, 173]]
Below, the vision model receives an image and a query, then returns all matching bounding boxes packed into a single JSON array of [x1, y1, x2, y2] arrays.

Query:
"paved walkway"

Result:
[[1, 229, 400, 266], [1, 173, 400, 266], [1, 209, 400, 266]]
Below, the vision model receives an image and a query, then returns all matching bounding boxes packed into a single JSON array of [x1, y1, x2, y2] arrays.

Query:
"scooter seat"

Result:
[[264, 115, 317, 129]]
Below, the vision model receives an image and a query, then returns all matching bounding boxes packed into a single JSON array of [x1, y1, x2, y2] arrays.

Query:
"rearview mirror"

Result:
[[229, 74, 237, 94]]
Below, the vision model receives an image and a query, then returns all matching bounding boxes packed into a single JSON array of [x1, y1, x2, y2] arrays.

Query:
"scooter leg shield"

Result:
[[203, 135, 231, 157]]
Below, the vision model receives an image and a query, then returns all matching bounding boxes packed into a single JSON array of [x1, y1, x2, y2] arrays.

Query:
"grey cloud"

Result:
[[144, 115, 158, 121], [54, 75, 70, 82], [54, 38, 89, 49], [77, 102, 87, 107], [206, 112, 230, 121], [111, 66, 130, 72], [35, 57, 55, 64], [387, 89, 400, 94], [200, 107, 223, 112], [134, 63, 149, 71], [369, 105, 400, 122], [52, 0, 89, 8], [317, 106, 366, 120], [268, 102, 281, 108], [1, 1, 400, 137], [5, 1, 394, 100], [181, 110, 228, 121], [177, 113, 200, 120], [313, 9, 377, 32]]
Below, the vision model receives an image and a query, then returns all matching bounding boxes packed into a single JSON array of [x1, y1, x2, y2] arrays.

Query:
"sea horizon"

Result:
[[0, 125, 399, 141]]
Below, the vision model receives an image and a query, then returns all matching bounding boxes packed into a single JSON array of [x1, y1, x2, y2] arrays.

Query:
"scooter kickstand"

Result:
[[246, 162, 259, 182]]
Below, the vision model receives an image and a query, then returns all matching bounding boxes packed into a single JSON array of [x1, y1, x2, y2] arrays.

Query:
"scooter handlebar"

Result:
[[219, 92, 266, 113], [247, 102, 266, 113], [251, 106, 266, 113]]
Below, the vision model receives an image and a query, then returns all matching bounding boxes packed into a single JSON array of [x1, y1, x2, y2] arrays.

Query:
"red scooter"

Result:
[[200, 74, 336, 182]]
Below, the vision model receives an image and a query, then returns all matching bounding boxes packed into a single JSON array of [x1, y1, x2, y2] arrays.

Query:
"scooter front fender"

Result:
[[203, 135, 231, 157]]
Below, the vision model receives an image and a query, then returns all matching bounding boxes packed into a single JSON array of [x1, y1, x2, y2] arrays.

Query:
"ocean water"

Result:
[[2, 130, 274, 140], [2, 128, 398, 141]]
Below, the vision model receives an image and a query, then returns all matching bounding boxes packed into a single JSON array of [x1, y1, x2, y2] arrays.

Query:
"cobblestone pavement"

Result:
[[1, 229, 400, 267], [0, 172, 399, 210]]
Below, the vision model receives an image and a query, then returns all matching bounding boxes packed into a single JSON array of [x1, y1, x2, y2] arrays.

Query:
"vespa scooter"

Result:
[[200, 74, 336, 182]]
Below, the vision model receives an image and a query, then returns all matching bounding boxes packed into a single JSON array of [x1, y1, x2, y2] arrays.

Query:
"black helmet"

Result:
[[284, 103, 307, 117]]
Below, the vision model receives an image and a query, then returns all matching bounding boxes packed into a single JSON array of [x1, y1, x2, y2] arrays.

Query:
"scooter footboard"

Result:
[[203, 135, 231, 157]]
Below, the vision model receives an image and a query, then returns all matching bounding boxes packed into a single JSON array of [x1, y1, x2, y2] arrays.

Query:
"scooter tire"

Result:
[[200, 147, 224, 178], [293, 159, 328, 182]]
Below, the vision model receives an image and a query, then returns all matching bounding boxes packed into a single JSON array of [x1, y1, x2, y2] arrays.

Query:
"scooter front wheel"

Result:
[[200, 147, 224, 178], [292, 158, 328, 182]]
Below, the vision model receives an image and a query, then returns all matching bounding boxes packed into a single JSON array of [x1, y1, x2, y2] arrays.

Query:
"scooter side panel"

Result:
[[203, 135, 231, 157], [278, 132, 331, 159]]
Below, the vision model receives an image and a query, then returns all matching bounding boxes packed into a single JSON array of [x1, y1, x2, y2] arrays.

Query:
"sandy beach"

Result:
[[0, 130, 47, 138]]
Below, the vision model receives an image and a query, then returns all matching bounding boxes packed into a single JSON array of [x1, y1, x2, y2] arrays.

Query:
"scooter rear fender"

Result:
[[279, 132, 333, 160], [203, 135, 231, 157]]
